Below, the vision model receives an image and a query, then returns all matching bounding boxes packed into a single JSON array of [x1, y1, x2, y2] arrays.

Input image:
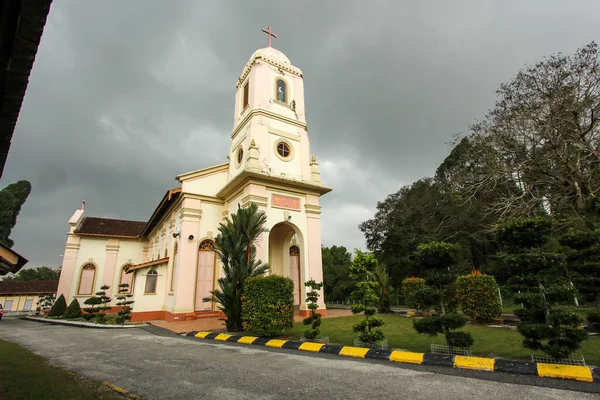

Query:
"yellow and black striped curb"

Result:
[[186, 331, 599, 383], [102, 381, 144, 400]]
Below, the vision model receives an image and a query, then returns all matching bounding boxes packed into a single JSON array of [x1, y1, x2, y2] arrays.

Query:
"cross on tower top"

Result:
[[261, 26, 277, 47]]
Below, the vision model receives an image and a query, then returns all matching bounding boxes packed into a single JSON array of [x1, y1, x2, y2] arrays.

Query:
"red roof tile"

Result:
[[75, 217, 147, 238], [0, 280, 58, 295]]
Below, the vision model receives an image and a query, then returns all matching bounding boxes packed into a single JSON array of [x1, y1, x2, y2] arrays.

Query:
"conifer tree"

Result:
[[48, 294, 67, 317], [63, 299, 83, 319]]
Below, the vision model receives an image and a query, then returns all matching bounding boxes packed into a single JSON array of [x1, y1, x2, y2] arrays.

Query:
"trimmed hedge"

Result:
[[48, 294, 67, 317], [456, 272, 502, 321], [401, 277, 426, 310], [241, 275, 295, 337]]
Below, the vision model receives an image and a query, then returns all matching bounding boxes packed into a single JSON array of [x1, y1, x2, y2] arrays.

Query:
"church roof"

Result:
[[0, 280, 58, 295], [75, 217, 147, 238], [0, 242, 28, 276], [251, 47, 291, 65], [141, 187, 181, 238]]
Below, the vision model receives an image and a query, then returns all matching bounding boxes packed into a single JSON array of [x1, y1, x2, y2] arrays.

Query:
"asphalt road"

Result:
[[0, 318, 597, 400]]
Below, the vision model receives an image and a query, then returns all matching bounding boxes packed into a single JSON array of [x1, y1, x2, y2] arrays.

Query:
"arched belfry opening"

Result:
[[268, 222, 303, 306], [196, 239, 216, 312]]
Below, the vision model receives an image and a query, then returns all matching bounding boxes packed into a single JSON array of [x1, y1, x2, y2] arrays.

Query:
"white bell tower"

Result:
[[227, 27, 314, 183]]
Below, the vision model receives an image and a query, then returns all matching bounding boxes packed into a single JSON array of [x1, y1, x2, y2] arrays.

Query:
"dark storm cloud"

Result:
[[2, 0, 599, 266]]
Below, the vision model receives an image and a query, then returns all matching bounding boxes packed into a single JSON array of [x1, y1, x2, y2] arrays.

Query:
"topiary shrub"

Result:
[[413, 313, 474, 348], [350, 251, 386, 344], [587, 311, 600, 323], [303, 280, 323, 340], [517, 308, 588, 359], [456, 271, 502, 322], [114, 283, 135, 325], [82, 296, 102, 321], [63, 299, 82, 319], [587, 311, 600, 333], [401, 277, 426, 311], [48, 294, 67, 317], [241, 275, 294, 337]]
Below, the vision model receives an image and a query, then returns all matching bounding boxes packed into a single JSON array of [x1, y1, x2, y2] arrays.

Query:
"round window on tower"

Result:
[[275, 140, 293, 161], [236, 147, 244, 166]]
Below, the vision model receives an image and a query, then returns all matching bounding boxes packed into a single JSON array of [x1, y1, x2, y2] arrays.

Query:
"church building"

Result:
[[56, 29, 332, 322]]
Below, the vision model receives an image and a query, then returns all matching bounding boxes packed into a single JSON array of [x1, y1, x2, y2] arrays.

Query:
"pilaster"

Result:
[[102, 239, 120, 297], [56, 234, 81, 302], [174, 198, 203, 312]]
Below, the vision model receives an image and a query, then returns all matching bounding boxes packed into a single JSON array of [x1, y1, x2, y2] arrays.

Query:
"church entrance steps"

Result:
[[194, 311, 222, 320], [153, 309, 353, 335]]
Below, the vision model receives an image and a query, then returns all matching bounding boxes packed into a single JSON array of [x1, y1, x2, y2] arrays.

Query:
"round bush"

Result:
[[401, 277, 426, 309], [456, 272, 502, 321], [241, 275, 295, 337]]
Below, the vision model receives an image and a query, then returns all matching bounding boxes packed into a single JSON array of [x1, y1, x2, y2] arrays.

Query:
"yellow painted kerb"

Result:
[[389, 351, 424, 364], [266, 339, 288, 348], [299, 342, 324, 352], [103, 382, 128, 395], [215, 333, 232, 341], [537, 363, 593, 382], [102, 381, 144, 400], [454, 356, 495, 371], [237, 336, 258, 344], [339, 346, 369, 358], [195, 331, 211, 338]]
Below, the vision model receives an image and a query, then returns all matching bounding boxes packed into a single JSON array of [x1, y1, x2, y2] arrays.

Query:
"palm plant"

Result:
[[204, 203, 269, 331]]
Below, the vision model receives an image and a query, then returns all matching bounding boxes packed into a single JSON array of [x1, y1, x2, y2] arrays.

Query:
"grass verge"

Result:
[[0, 339, 125, 400], [282, 314, 600, 366]]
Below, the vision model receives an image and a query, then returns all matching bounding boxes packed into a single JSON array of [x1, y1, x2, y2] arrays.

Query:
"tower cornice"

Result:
[[232, 108, 307, 140], [237, 56, 303, 88]]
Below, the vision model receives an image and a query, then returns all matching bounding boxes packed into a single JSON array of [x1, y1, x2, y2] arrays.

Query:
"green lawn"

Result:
[[282, 314, 600, 366], [0, 339, 124, 400]]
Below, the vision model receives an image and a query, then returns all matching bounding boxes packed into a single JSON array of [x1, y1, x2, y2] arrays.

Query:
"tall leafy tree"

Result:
[[3, 266, 61, 281], [204, 203, 269, 332], [466, 41, 600, 218], [0, 180, 32, 248], [321, 245, 354, 302]]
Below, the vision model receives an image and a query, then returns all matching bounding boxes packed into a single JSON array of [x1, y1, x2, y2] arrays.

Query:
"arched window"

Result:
[[199, 239, 216, 251], [170, 242, 178, 292], [275, 79, 287, 103], [78, 264, 96, 295], [118, 264, 134, 294], [164, 248, 168, 258], [145, 269, 158, 294]]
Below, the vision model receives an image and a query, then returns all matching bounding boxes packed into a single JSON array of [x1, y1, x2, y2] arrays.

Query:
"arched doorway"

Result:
[[289, 246, 301, 305], [268, 222, 303, 306], [196, 239, 216, 311]]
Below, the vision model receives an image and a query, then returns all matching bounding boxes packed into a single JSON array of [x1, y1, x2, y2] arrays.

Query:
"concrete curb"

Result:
[[102, 381, 144, 399], [23, 316, 147, 329], [187, 330, 599, 383]]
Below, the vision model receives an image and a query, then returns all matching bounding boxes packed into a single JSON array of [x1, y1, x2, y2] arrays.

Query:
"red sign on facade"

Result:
[[272, 194, 301, 211]]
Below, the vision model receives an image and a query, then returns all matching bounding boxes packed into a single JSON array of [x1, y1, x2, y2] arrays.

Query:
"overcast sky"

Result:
[[2, 0, 599, 268]]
